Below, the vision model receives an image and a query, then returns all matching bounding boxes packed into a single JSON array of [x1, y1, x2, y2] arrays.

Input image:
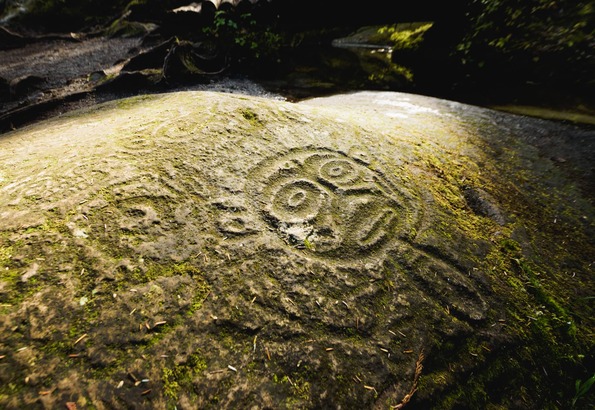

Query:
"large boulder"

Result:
[[0, 91, 593, 409]]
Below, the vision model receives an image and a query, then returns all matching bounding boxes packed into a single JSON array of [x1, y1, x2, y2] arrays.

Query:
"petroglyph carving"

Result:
[[247, 148, 419, 259], [395, 247, 488, 321], [213, 197, 258, 236], [244, 147, 487, 321]]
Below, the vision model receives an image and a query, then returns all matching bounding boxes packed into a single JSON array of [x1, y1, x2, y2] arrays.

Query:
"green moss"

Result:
[[445, 236, 588, 408], [303, 238, 315, 251], [273, 373, 311, 406], [289, 377, 312, 404], [488, 237, 578, 342], [105, 17, 155, 37], [372, 23, 434, 50], [421, 333, 534, 409], [40, 340, 71, 357], [162, 352, 209, 403], [162, 368, 180, 401], [0, 245, 14, 269], [135, 262, 205, 283], [131, 261, 212, 314], [239, 108, 263, 127], [114, 95, 155, 110], [189, 282, 211, 314], [512, 258, 577, 341], [0, 243, 43, 309]]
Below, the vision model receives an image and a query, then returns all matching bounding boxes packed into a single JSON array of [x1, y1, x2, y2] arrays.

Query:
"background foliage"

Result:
[[1, 0, 593, 102]]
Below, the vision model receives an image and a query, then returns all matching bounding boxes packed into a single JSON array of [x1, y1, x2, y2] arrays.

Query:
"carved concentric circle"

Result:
[[268, 179, 327, 224], [319, 159, 359, 187]]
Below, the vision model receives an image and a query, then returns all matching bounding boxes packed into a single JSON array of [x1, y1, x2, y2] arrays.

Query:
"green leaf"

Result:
[[577, 374, 595, 396]]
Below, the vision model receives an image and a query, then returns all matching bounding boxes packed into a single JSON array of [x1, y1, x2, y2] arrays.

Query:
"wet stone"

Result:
[[0, 91, 592, 409]]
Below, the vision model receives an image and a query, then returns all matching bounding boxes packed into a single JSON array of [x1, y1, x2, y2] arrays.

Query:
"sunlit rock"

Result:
[[0, 91, 592, 408]]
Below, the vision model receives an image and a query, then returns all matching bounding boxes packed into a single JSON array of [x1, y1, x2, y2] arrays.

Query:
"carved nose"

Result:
[[306, 211, 342, 253]]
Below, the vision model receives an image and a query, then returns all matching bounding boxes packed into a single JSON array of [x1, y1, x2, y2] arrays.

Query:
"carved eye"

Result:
[[268, 180, 326, 223], [319, 159, 360, 187]]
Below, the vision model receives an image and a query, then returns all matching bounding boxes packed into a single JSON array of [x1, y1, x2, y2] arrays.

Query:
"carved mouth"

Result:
[[281, 202, 399, 256], [355, 207, 397, 248]]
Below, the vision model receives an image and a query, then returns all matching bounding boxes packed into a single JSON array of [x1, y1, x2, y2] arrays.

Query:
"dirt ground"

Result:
[[0, 35, 146, 127]]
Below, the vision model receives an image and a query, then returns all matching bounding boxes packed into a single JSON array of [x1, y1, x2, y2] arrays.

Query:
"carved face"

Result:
[[249, 148, 416, 259], [218, 147, 487, 322]]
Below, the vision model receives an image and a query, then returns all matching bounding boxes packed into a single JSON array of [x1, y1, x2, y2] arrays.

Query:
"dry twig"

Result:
[[391, 351, 425, 409], [73, 334, 87, 346]]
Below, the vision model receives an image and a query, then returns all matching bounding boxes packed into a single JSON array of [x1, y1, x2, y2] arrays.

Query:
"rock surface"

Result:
[[0, 91, 593, 409]]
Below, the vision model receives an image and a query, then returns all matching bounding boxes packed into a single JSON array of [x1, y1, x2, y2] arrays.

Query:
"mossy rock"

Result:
[[0, 91, 593, 409]]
